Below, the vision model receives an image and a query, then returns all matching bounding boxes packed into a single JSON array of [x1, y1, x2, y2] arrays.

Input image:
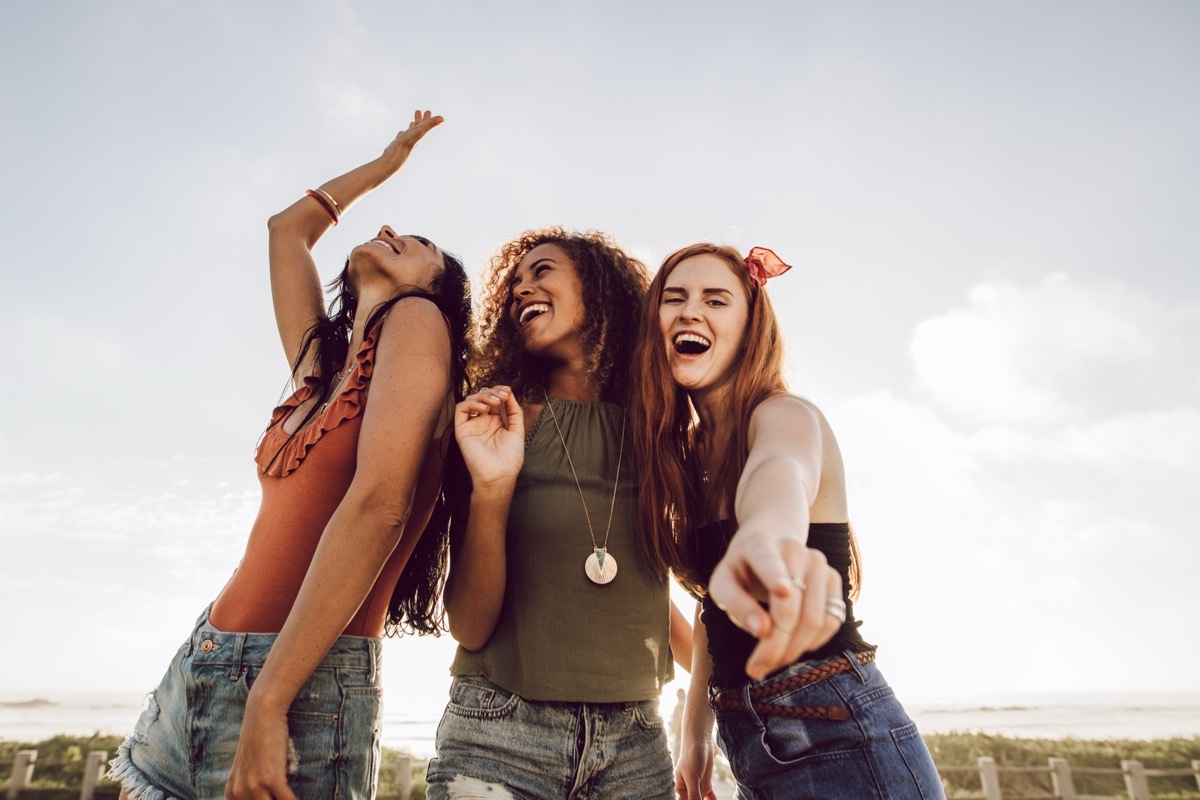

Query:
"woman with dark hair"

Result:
[[423, 228, 692, 800], [633, 244, 943, 800], [109, 111, 471, 800]]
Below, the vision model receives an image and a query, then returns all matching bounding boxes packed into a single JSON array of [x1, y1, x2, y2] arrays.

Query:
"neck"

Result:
[[545, 360, 601, 402], [689, 383, 734, 433], [347, 285, 403, 360]]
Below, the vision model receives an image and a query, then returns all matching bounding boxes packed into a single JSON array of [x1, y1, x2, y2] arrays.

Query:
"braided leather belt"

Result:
[[709, 650, 877, 721]]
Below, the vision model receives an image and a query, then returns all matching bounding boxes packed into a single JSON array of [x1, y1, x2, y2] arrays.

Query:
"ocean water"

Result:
[[2, 690, 1197, 759]]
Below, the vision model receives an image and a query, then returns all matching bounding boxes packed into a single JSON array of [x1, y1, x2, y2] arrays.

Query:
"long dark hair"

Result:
[[271, 246, 472, 636]]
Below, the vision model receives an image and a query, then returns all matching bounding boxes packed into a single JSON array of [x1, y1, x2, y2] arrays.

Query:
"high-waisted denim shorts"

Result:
[[109, 606, 383, 800], [425, 675, 674, 800], [712, 651, 945, 800]]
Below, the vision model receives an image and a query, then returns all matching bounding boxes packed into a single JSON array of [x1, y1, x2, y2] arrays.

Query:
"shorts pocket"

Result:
[[631, 699, 665, 731], [890, 722, 944, 799], [445, 677, 521, 721]]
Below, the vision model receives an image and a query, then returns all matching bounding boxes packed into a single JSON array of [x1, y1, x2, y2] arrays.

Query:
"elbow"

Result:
[[266, 210, 290, 234], [448, 620, 490, 652]]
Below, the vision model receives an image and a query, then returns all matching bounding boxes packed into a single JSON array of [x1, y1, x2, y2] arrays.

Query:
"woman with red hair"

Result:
[[633, 243, 943, 800]]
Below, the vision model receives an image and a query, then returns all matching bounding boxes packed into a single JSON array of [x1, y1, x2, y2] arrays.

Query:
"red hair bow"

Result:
[[744, 246, 793, 287]]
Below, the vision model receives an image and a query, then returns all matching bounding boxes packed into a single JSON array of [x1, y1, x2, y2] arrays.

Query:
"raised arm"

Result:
[[443, 386, 526, 650], [707, 394, 846, 680], [226, 298, 452, 800], [267, 110, 444, 377]]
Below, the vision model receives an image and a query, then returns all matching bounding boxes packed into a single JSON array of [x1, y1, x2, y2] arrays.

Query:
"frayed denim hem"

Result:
[[108, 737, 172, 800]]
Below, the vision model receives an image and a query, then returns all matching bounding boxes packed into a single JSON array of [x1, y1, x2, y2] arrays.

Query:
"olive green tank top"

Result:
[[451, 397, 673, 702]]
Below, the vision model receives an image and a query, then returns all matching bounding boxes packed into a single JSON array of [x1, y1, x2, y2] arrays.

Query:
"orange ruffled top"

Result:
[[209, 322, 447, 637]]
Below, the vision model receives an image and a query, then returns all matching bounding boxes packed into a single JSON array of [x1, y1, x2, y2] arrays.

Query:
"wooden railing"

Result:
[[3, 750, 108, 800], [3, 751, 1199, 799], [938, 756, 1200, 800]]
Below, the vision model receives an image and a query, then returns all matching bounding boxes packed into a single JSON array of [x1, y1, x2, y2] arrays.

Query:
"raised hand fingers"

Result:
[[457, 386, 512, 421], [404, 109, 443, 134]]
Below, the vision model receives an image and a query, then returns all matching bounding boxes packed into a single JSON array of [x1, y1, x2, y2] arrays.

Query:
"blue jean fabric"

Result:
[[108, 606, 383, 800], [425, 675, 674, 800], [713, 653, 945, 800]]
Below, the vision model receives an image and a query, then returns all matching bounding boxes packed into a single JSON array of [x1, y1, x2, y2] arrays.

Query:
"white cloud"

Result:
[[830, 273, 1200, 694], [909, 273, 1187, 426]]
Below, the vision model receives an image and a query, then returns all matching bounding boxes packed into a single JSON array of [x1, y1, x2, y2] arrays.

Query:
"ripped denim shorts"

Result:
[[109, 605, 383, 800], [425, 674, 674, 800]]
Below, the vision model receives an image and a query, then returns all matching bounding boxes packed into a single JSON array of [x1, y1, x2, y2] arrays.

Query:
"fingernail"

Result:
[[744, 612, 763, 636]]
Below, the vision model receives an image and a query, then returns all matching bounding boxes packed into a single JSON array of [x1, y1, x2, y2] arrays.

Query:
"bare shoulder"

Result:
[[749, 391, 824, 435], [374, 296, 452, 354]]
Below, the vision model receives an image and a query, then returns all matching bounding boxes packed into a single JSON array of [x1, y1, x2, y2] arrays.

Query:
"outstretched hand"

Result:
[[708, 528, 844, 681], [454, 386, 525, 490], [380, 109, 444, 170]]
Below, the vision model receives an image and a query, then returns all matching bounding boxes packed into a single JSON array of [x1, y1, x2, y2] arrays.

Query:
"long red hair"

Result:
[[631, 244, 786, 593]]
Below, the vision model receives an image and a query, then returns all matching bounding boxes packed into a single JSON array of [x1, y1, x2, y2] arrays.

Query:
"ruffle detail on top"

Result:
[[254, 325, 379, 478]]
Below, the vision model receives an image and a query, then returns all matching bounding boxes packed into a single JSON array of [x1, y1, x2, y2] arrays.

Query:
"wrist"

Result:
[[471, 478, 518, 499]]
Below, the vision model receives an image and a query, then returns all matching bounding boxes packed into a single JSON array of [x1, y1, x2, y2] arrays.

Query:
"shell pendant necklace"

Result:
[[544, 395, 626, 585]]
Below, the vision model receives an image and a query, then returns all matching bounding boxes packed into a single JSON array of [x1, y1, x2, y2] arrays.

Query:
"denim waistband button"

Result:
[[200, 639, 214, 653]]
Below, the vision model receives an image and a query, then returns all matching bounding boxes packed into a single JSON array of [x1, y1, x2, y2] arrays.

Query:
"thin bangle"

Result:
[[312, 187, 342, 216], [305, 189, 340, 225]]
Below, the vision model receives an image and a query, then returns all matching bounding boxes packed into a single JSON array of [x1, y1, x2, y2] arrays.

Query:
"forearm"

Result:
[[733, 455, 812, 542], [268, 148, 410, 245], [246, 502, 407, 712], [683, 611, 715, 743], [444, 484, 514, 649]]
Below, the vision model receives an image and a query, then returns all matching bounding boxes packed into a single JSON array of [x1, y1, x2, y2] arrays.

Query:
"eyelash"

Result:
[[661, 297, 727, 307]]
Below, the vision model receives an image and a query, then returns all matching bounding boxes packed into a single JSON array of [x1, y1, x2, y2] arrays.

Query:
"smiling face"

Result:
[[658, 253, 751, 398], [507, 243, 588, 363], [348, 225, 444, 293]]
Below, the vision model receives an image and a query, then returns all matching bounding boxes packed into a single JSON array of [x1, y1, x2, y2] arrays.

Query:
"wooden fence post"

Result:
[[6, 750, 37, 800], [1049, 757, 1077, 800], [978, 756, 1003, 800], [1122, 760, 1151, 800], [79, 751, 108, 800], [393, 752, 411, 800]]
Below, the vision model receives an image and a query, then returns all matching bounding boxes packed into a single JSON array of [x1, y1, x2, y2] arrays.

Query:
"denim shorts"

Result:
[[425, 675, 674, 800], [108, 606, 383, 800], [712, 652, 945, 800]]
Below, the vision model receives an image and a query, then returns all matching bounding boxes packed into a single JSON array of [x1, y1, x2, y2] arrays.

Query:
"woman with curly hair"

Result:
[[109, 111, 471, 800], [633, 243, 943, 800], [423, 228, 692, 800]]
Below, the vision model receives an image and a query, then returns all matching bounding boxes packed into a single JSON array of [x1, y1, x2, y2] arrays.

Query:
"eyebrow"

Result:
[[662, 286, 735, 296]]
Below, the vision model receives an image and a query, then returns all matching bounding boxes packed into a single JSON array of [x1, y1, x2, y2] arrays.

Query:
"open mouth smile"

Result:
[[673, 333, 712, 355], [371, 238, 400, 255], [519, 303, 550, 327]]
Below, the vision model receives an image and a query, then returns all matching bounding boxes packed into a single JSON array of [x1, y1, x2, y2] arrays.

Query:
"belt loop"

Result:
[[369, 639, 378, 683], [230, 633, 247, 682], [741, 682, 766, 728], [844, 650, 868, 685]]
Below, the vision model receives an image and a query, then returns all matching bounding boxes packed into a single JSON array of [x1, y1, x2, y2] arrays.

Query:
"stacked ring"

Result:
[[789, 575, 807, 592], [825, 596, 847, 624]]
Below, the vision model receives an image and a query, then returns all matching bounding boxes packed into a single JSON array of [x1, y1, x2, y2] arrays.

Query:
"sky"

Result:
[[1, 1, 1198, 717]]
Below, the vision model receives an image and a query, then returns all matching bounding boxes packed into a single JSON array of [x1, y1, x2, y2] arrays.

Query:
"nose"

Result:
[[679, 297, 703, 321], [513, 277, 534, 299], [379, 225, 397, 239]]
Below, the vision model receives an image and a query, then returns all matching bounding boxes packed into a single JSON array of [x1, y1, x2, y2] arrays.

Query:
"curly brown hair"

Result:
[[471, 227, 649, 403]]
